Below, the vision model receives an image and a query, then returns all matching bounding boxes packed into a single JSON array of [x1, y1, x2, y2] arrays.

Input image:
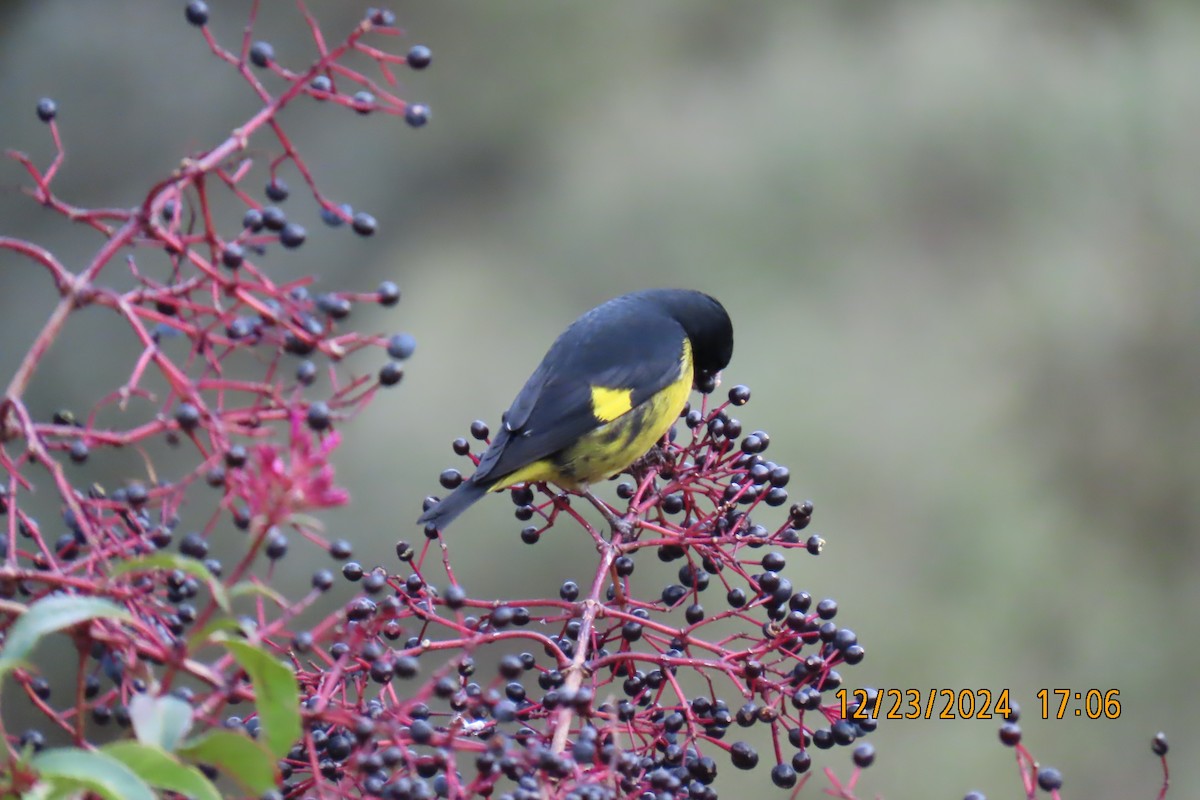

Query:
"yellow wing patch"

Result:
[[590, 386, 634, 423]]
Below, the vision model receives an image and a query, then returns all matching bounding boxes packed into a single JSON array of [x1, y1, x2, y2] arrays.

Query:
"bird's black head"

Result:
[[639, 288, 734, 379]]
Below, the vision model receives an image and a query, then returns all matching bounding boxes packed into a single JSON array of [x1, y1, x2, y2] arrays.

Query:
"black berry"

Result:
[[387, 333, 416, 360], [353, 91, 375, 114], [1036, 767, 1062, 792], [368, 8, 396, 26], [279, 223, 306, 249], [265, 529, 288, 560], [770, 763, 796, 788], [407, 45, 432, 69], [405, 104, 430, 128], [729, 741, 758, 770], [242, 208, 265, 231], [351, 212, 377, 236], [221, 243, 245, 269], [321, 203, 351, 227], [185, 1, 209, 26], [36, 98, 57, 123], [377, 281, 400, 306], [265, 179, 289, 202], [306, 402, 331, 431], [379, 362, 403, 386], [261, 206, 286, 231], [296, 360, 317, 386], [249, 41, 275, 68], [68, 440, 89, 464], [179, 532, 208, 559], [175, 403, 201, 431]]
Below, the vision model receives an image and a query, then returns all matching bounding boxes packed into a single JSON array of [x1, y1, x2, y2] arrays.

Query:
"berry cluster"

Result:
[[975, 712, 1170, 800], [0, 4, 428, 798], [402, 384, 871, 799]]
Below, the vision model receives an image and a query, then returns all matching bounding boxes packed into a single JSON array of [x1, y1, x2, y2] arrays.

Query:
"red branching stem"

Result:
[[550, 540, 618, 754], [0, 237, 74, 292], [1157, 752, 1170, 800]]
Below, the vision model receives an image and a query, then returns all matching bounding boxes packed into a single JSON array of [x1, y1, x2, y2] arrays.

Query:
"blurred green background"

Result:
[[1, 1, 1196, 797]]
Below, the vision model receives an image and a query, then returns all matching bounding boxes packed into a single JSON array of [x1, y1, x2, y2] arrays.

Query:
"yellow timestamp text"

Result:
[[835, 688, 1014, 721], [1036, 689, 1121, 719]]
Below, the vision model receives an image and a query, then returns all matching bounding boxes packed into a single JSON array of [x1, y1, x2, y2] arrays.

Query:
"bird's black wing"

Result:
[[472, 309, 687, 484]]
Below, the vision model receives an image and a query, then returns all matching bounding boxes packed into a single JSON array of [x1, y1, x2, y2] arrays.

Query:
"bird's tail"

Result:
[[416, 477, 492, 531]]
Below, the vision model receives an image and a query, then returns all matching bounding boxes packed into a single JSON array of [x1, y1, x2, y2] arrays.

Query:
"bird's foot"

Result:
[[630, 441, 675, 482]]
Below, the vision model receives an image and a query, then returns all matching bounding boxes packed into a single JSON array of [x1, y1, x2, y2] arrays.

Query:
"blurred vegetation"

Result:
[[0, 1, 1195, 797]]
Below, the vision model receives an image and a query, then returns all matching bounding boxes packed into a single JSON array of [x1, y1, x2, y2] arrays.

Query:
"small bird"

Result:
[[417, 288, 734, 530]]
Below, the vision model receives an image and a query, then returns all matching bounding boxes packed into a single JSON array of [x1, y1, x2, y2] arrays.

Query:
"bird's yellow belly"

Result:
[[497, 369, 692, 491], [558, 372, 690, 486]]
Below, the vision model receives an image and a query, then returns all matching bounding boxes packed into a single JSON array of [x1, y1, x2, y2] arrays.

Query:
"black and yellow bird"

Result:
[[417, 288, 733, 530]]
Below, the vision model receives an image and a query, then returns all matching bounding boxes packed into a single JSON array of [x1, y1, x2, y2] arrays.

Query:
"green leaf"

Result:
[[0, 596, 132, 676], [102, 741, 222, 800], [30, 747, 156, 800], [41, 782, 82, 800], [216, 636, 301, 759], [109, 553, 229, 611], [129, 693, 194, 752], [189, 616, 247, 645], [228, 580, 288, 607], [18, 781, 51, 800], [26, 779, 77, 800], [177, 730, 277, 795]]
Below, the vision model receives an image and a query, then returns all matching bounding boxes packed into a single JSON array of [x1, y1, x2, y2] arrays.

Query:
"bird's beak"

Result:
[[695, 369, 722, 393]]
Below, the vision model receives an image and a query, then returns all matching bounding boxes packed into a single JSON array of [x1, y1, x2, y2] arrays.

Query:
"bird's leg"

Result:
[[579, 488, 632, 608], [582, 487, 629, 537], [630, 435, 676, 484], [549, 487, 573, 517]]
